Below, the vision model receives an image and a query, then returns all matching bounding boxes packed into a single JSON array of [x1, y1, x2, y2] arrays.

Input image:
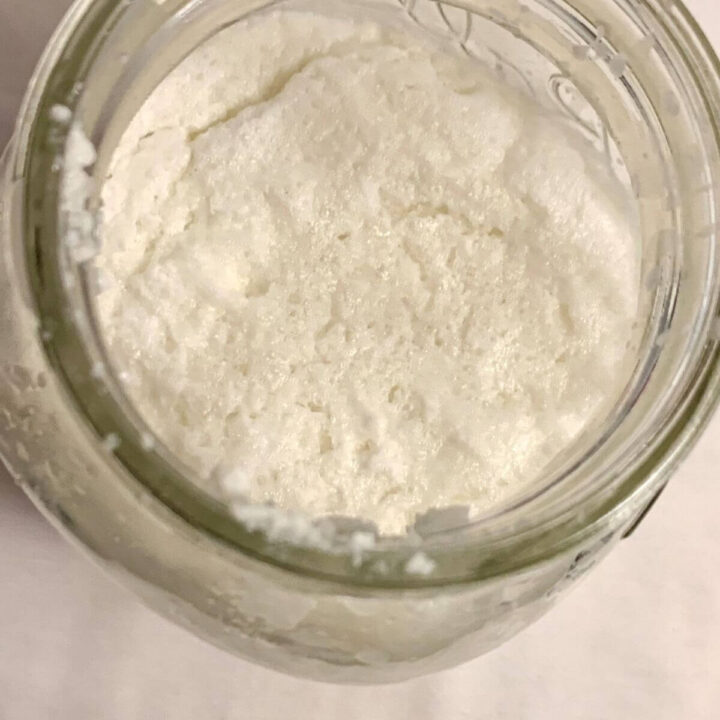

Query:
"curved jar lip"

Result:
[[6, 0, 720, 588]]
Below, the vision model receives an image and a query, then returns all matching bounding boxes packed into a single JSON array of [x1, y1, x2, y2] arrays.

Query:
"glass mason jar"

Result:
[[1, 0, 720, 683]]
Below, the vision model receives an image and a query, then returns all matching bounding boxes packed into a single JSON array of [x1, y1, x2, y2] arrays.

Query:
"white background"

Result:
[[1, 1, 719, 718]]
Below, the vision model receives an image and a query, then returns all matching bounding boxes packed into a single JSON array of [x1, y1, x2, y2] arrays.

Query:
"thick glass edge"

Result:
[[10, 0, 720, 588]]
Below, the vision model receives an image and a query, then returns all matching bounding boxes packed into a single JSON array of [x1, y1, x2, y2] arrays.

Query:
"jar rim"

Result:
[[11, 0, 720, 587]]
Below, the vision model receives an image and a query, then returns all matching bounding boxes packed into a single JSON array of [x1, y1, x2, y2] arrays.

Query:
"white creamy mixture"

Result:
[[96, 11, 638, 535]]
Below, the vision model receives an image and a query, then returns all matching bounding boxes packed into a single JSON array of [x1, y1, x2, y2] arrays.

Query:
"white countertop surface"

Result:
[[1, 1, 719, 718]]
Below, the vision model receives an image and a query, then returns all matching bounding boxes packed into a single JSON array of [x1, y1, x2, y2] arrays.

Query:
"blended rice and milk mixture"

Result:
[[95, 10, 639, 535]]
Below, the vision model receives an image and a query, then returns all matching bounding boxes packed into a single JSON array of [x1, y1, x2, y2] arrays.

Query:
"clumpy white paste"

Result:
[[96, 10, 639, 535]]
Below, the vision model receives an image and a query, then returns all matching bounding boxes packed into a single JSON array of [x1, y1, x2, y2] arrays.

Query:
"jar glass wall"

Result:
[[1, 0, 719, 682]]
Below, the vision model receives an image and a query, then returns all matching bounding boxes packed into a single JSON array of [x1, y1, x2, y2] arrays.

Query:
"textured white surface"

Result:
[[97, 11, 638, 534], [0, 1, 719, 718]]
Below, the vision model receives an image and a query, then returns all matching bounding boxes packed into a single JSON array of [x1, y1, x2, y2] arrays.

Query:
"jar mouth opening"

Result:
[[13, 0, 720, 587]]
